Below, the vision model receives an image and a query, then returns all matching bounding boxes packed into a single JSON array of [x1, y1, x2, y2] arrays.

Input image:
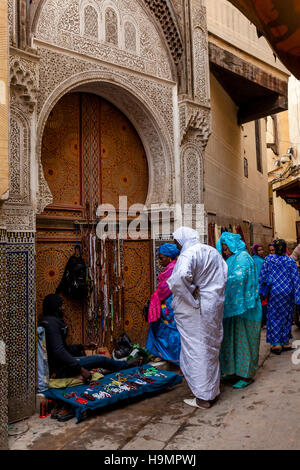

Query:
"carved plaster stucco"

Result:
[[36, 47, 174, 142], [33, 0, 173, 81], [142, 0, 183, 66], [9, 111, 30, 205], [7, 53, 40, 231], [7, 0, 16, 46], [8, 0, 211, 225], [10, 56, 38, 114], [4, 206, 36, 232], [179, 101, 210, 211], [29, 0, 183, 71], [181, 143, 204, 205], [179, 102, 211, 149], [35, 47, 175, 212], [191, 2, 210, 106]]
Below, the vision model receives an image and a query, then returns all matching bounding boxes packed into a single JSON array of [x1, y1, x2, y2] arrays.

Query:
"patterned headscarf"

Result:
[[173, 227, 200, 253], [158, 243, 180, 259], [251, 243, 263, 256], [274, 239, 287, 256], [216, 232, 246, 255]]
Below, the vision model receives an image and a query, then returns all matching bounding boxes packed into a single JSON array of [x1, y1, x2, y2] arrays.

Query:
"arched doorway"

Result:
[[36, 92, 152, 349]]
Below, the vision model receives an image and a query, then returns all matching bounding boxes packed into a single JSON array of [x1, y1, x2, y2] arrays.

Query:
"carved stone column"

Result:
[[5, 49, 39, 422], [0, 223, 8, 448], [178, 1, 211, 242], [179, 102, 210, 241], [0, 0, 9, 448]]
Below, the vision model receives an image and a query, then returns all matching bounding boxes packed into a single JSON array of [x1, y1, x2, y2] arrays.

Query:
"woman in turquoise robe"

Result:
[[216, 232, 262, 389], [251, 243, 265, 276]]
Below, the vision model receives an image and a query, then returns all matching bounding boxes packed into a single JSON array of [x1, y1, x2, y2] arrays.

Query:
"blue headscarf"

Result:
[[158, 243, 180, 259], [216, 232, 246, 255], [216, 233, 261, 320]]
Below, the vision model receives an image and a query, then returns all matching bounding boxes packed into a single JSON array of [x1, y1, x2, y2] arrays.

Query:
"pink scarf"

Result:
[[148, 259, 177, 324]]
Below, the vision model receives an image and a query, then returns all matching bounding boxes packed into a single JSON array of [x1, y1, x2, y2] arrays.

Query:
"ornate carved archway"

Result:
[[36, 71, 175, 214], [28, 0, 184, 70]]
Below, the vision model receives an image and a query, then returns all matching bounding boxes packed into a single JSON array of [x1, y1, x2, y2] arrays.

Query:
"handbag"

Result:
[[112, 333, 133, 360]]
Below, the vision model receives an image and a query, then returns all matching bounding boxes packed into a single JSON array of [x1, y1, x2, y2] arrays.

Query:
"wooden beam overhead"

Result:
[[209, 43, 288, 124]]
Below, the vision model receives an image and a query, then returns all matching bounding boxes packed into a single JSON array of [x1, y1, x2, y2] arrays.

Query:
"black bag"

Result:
[[57, 254, 88, 300], [112, 333, 133, 360]]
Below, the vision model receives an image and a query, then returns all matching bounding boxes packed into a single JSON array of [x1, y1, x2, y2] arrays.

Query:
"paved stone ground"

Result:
[[8, 327, 300, 450]]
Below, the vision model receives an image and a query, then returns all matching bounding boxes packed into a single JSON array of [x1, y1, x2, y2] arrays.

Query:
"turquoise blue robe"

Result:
[[217, 233, 262, 379]]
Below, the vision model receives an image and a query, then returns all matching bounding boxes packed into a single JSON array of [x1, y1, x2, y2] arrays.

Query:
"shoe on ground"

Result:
[[57, 406, 75, 422], [184, 397, 216, 409]]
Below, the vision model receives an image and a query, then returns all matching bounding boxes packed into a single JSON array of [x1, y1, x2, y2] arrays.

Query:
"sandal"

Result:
[[270, 346, 282, 355], [50, 401, 63, 419], [282, 345, 293, 351], [57, 406, 75, 422], [233, 379, 254, 389], [184, 396, 219, 409]]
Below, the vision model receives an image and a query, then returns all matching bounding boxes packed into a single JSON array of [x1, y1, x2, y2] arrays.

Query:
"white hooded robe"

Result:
[[167, 227, 228, 401]]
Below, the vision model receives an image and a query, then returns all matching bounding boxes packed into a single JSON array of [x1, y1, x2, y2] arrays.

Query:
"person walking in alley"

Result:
[[259, 239, 300, 355], [251, 243, 267, 327], [291, 243, 300, 264], [268, 243, 275, 255], [217, 232, 262, 389], [167, 227, 228, 409], [251, 243, 265, 276]]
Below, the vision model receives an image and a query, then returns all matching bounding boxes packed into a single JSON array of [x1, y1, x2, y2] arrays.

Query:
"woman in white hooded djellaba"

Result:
[[167, 227, 228, 409]]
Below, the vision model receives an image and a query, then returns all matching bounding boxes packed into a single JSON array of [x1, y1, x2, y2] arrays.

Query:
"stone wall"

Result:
[[0, 0, 9, 450]]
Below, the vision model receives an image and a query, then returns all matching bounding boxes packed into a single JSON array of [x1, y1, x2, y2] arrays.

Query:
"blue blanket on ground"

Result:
[[44, 365, 182, 423]]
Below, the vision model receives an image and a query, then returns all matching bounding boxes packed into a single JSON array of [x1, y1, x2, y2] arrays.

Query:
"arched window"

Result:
[[84, 5, 98, 39], [124, 21, 137, 53], [105, 8, 118, 45]]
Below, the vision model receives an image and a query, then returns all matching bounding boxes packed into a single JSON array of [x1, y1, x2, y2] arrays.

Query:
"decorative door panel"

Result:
[[41, 93, 81, 209], [123, 240, 152, 346], [81, 94, 101, 218], [100, 99, 149, 208], [36, 241, 84, 345], [37, 92, 151, 350]]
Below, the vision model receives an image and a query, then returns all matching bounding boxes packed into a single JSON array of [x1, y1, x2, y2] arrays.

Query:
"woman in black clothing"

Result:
[[40, 294, 141, 420]]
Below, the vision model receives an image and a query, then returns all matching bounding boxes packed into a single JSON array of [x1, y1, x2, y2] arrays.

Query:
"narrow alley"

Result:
[[9, 327, 300, 451]]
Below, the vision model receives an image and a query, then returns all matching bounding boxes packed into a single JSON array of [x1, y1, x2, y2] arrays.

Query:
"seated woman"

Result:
[[217, 232, 262, 389], [146, 243, 181, 365], [40, 294, 141, 421]]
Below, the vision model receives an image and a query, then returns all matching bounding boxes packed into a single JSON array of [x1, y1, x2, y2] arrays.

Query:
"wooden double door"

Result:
[[36, 92, 152, 348]]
